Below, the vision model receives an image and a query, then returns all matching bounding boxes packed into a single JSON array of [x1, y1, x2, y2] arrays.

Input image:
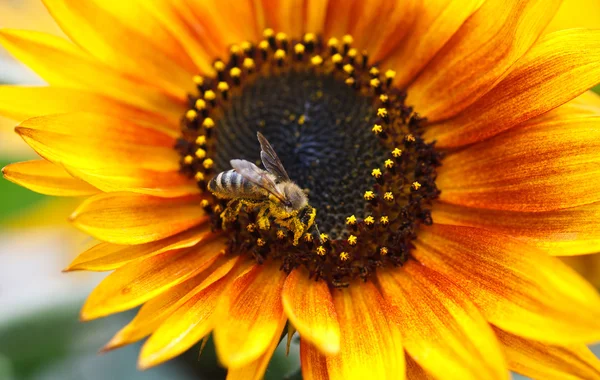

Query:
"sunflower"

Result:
[[3, 0, 600, 379]]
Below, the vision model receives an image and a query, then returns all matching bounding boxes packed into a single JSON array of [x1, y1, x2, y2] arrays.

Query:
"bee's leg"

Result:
[[256, 206, 271, 230], [220, 199, 243, 228]]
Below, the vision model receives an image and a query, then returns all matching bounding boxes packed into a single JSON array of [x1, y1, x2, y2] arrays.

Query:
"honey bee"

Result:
[[208, 132, 319, 245]]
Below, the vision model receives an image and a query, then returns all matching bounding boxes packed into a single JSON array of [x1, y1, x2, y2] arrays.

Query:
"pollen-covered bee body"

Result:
[[207, 132, 319, 245]]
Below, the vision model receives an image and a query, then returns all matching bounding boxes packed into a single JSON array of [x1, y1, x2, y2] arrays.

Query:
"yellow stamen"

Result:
[[332, 53, 343, 64], [196, 135, 207, 146], [343, 64, 354, 74], [247, 223, 257, 232], [369, 67, 380, 76], [339, 252, 350, 261], [195, 148, 206, 159], [385, 69, 396, 80], [405, 134, 416, 142], [370, 78, 381, 88], [392, 148, 402, 157], [364, 190, 375, 201], [193, 75, 204, 87], [384, 159, 394, 169], [372, 124, 383, 135], [204, 90, 216, 101], [371, 168, 382, 178], [202, 158, 214, 169], [380, 247, 389, 256], [217, 82, 229, 92], [294, 43, 305, 55], [202, 118, 215, 129], [364, 216, 375, 226], [263, 28, 274, 38], [195, 99, 206, 110], [200, 199, 210, 208], [384, 192, 394, 202], [346, 215, 357, 225], [412, 181, 422, 190], [257, 238, 266, 247], [213, 61, 225, 72], [274, 49, 286, 60], [319, 233, 329, 243], [243, 57, 255, 69], [194, 172, 205, 181], [185, 109, 197, 122], [342, 34, 354, 45], [347, 235, 358, 245], [377, 108, 388, 118], [311, 55, 323, 66], [230, 67, 241, 78], [379, 94, 389, 103], [316, 246, 326, 256], [380, 216, 389, 225], [183, 155, 194, 165]]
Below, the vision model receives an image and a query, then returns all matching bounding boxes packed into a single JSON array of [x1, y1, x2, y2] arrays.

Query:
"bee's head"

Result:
[[281, 182, 309, 212]]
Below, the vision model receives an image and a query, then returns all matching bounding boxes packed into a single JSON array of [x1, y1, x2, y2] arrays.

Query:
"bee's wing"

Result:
[[257, 132, 290, 182], [230, 159, 287, 202]]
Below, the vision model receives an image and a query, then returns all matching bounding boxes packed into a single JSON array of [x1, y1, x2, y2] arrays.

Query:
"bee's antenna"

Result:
[[312, 224, 323, 244]]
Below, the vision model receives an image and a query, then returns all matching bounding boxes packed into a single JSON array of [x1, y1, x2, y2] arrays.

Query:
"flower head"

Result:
[[2, 1, 600, 379]]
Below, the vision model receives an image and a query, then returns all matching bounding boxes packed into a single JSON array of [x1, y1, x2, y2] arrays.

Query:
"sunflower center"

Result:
[[176, 30, 442, 287]]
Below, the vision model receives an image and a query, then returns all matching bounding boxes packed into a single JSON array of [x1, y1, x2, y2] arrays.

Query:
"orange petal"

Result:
[[387, 0, 484, 88], [300, 340, 330, 380], [65, 224, 211, 271], [0, 29, 186, 121], [106, 256, 237, 352], [494, 327, 600, 380], [405, 354, 436, 380], [378, 262, 507, 380], [327, 282, 405, 380], [282, 268, 340, 355], [2, 160, 98, 196], [432, 202, 600, 256], [80, 236, 225, 320], [407, 0, 560, 122], [43, 0, 197, 96], [70, 193, 206, 245], [414, 224, 600, 345], [0, 86, 177, 130], [437, 116, 600, 212], [213, 261, 287, 368], [225, 314, 287, 380], [426, 29, 600, 148]]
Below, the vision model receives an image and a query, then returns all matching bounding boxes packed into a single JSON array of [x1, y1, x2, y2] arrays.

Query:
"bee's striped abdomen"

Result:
[[208, 170, 264, 199]]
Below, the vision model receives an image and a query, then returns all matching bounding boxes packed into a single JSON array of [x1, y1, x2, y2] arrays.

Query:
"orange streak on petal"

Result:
[[408, 0, 560, 122], [494, 327, 600, 380], [213, 261, 287, 369], [65, 224, 211, 272], [414, 224, 600, 345], [2, 160, 98, 197], [426, 29, 600, 148], [378, 262, 508, 380], [327, 282, 405, 380], [300, 340, 330, 380], [70, 193, 206, 245], [80, 236, 226, 321], [405, 354, 436, 380], [282, 268, 340, 355]]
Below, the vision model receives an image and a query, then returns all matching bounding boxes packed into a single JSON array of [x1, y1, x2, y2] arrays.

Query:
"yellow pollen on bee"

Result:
[[380, 247, 389, 256], [372, 124, 383, 135], [196, 135, 207, 145], [412, 181, 422, 190], [213, 61, 225, 72], [379, 94, 389, 103], [405, 134, 416, 142], [371, 168, 382, 178], [342, 34, 354, 45], [385, 69, 396, 80], [202, 158, 214, 169], [194, 172, 205, 181], [343, 64, 354, 74], [195, 148, 207, 159], [195, 99, 206, 110], [258, 40, 270, 50], [364, 190, 375, 200], [384, 192, 394, 202], [327, 37, 339, 48], [230, 67, 241, 78], [370, 78, 381, 88], [200, 199, 210, 208], [339, 252, 350, 261], [392, 148, 402, 157], [274, 49, 286, 60], [304, 33, 316, 43], [380, 216, 389, 225], [218, 81, 229, 92], [311, 55, 323, 66], [294, 43, 305, 54], [346, 215, 357, 225], [364, 216, 375, 226], [369, 67, 380, 76], [183, 155, 194, 165], [193, 75, 204, 86], [263, 28, 275, 38], [276, 230, 286, 239], [331, 53, 343, 64], [243, 57, 255, 69], [204, 90, 216, 101], [202, 117, 215, 129], [316, 246, 326, 256], [185, 109, 197, 122], [384, 159, 394, 169], [377, 108, 388, 118], [347, 235, 358, 245], [276, 32, 288, 42], [257, 238, 266, 247], [246, 223, 257, 232], [320, 233, 329, 243]]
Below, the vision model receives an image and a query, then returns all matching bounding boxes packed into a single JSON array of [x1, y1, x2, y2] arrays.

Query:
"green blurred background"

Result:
[[1, 0, 600, 379]]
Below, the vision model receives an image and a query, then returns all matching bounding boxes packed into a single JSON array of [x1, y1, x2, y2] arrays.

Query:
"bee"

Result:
[[208, 132, 319, 245]]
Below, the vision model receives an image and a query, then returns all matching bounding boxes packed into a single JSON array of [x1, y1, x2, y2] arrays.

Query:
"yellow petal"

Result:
[[282, 268, 340, 355], [432, 202, 600, 256], [407, 0, 560, 122], [2, 160, 98, 196], [65, 224, 211, 271], [378, 262, 507, 380], [494, 327, 600, 380], [405, 355, 436, 380], [327, 282, 405, 380], [300, 340, 330, 380], [414, 224, 600, 345], [213, 261, 287, 368], [107, 256, 237, 352], [387, 0, 484, 88], [70, 193, 206, 245], [437, 116, 600, 212], [426, 29, 600, 148], [80, 236, 225, 320], [43, 0, 197, 96], [546, 0, 600, 33], [0, 29, 186, 122]]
